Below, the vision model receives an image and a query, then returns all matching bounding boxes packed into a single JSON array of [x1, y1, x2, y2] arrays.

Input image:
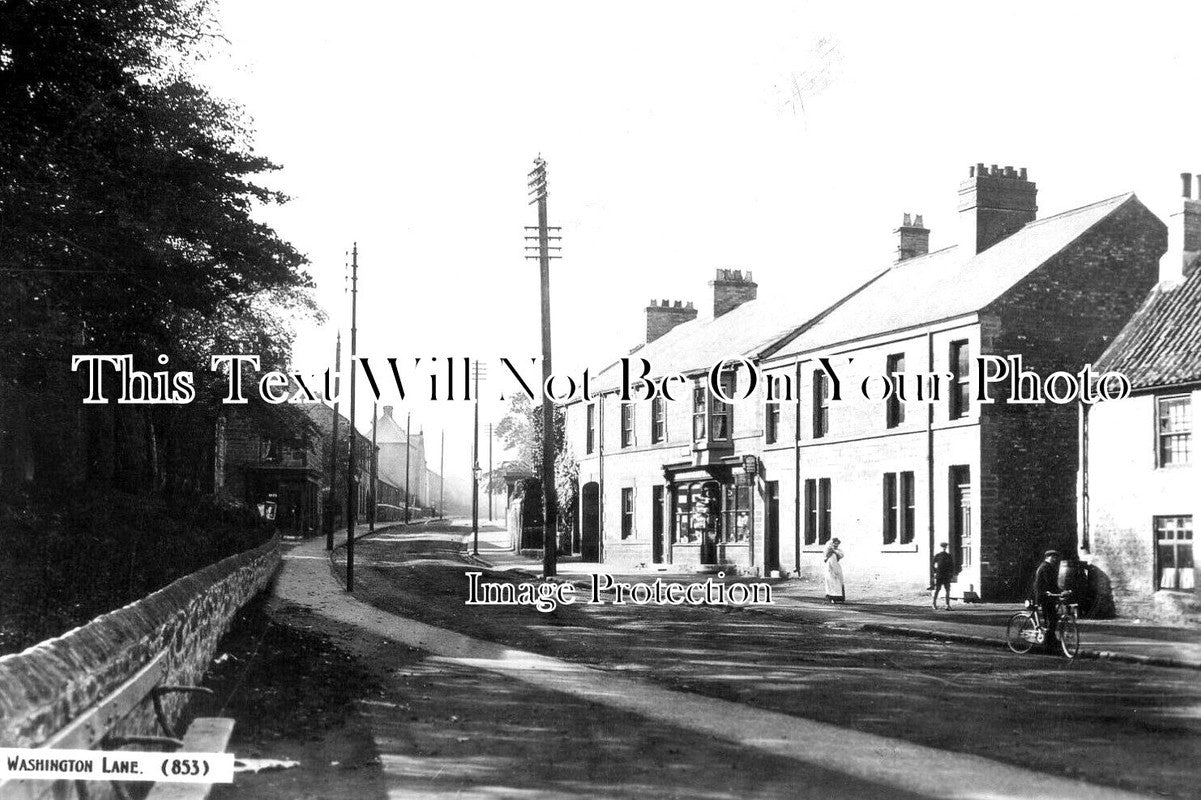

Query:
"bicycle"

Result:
[[1005, 591, 1080, 658]]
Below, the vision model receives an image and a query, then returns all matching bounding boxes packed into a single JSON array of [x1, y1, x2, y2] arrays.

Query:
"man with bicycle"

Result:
[[1031, 550, 1064, 651]]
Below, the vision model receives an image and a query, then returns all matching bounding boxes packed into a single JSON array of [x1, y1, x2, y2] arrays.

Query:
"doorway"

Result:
[[765, 480, 780, 573], [652, 485, 665, 563], [581, 481, 600, 561]]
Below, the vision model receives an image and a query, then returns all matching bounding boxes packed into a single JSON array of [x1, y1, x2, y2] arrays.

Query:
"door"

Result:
[[581, 482, 600, 561], [652, 485, 665, 563], [950, 466, 971, 577], [765, 480, 780, 573]]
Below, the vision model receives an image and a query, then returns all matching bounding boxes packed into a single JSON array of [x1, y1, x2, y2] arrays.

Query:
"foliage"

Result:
[[0, 489, 272, 655], [0, 0, 317, 496], [493, 395, 565, 475]]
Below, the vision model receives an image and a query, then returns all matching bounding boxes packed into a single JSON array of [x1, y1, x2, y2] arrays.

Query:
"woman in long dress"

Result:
[[824, 538, 845, 603]]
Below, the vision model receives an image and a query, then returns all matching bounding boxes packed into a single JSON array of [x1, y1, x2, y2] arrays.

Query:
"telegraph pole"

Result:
[[369, 401, 378, 532], [488, 422, 494, 522], [526, 156, 560, 577], [326, 330, 342, 551], [404, 411, 412, 523], [471, 361, 486, 554], [345, 243, 359, 592], [439, 430, 445, 520]]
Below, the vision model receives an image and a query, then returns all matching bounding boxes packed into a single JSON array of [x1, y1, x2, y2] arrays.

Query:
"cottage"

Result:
[[1080, 173, 1201, 621]]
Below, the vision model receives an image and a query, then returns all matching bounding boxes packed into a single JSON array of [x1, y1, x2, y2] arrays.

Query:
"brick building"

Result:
[[565, 164, 1165, 601], [217, 402, 402, 535], [1081, 174, 1201, 621]]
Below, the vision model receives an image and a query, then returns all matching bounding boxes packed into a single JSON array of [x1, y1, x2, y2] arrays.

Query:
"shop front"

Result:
[[666, 459, 756, 571]]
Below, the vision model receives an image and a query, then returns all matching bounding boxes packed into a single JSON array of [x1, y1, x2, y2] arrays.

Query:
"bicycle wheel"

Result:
[[1058, 614, 1080, 659], [1006, 612, 1037, 654]]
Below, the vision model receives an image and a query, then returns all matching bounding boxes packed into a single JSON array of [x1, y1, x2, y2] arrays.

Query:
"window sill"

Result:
[[881, 544, 919, 553]]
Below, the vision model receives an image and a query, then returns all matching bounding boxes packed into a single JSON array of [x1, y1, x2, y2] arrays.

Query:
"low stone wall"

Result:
[[0, 536, 279, 750]]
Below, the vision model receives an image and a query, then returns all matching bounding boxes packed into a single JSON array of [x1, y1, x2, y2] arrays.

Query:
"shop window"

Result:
[[721, 482, 752, 544], [672, 480, 750, 544]]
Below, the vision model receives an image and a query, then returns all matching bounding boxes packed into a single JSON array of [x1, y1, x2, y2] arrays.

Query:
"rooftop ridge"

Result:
[[1022, 192, 1133, 229]]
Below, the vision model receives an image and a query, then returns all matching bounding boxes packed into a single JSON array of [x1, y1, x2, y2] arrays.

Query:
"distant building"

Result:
[[217, 402, 402, 535], [1081, 173, 1201, 621], [566, 164, 1166, 601]]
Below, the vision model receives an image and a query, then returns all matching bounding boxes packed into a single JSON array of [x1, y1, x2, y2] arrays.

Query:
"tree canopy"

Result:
[[0, 0, 316, 496]]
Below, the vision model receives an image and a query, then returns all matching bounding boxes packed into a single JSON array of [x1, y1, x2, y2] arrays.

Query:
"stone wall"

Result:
[[0, 537, 279, 759]]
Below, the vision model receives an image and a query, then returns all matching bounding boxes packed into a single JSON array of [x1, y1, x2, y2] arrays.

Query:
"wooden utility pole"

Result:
[[488, 422, 494, 522], [526, 157, 560, 577], [439, 430, 445, 519], [404, 411, 412, 523], [345, 243, 359, 592], [326, 329, 342, 551], [370, 401, 378, 532], [471, 361, 485, 554]]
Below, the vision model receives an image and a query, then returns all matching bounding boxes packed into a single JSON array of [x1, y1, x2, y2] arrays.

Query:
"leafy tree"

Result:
[[0, 0, 315, 495], [494, 395, 565, 475]]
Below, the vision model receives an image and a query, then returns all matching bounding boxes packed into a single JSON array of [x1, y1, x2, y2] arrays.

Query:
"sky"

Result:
[[196, 1, 1201, 481]]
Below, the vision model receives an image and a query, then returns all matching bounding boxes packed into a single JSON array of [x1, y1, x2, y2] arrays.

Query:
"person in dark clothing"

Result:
[[1031, 550, 1064, 650], [931, 542, 955, 610]]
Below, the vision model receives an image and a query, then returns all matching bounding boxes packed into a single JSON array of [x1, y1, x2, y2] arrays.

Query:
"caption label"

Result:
[[0, 748, 234, 784]]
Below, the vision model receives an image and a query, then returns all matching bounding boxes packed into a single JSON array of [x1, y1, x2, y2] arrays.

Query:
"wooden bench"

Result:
[[1, 650, 235, 800]]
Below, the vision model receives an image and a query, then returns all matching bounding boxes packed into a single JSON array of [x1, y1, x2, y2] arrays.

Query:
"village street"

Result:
[[213, 520, 1201, 800]]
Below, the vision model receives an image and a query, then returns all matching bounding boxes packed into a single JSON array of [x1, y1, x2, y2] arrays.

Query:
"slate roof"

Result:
[[1092, 266, 1201, 390], [771, 193, 1138, 357], [587, 192, 1148, 391], [587, 276, 883, 393]]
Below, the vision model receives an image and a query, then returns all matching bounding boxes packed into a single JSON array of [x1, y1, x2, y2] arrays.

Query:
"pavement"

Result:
[[467, 523, 1201, 671], [261, 519, 1166, 799]]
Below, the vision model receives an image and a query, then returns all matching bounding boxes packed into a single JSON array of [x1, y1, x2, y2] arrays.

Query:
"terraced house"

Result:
[[1080, 173, 1201, 621], [565, 164, 1166, 601]]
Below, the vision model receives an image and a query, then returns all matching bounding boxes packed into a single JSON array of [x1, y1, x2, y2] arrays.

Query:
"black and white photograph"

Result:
[[1, 2, 1199, 798]]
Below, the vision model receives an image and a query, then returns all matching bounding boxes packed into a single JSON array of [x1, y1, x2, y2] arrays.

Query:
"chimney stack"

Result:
[[382, 405, 394, 420], [709, 269, 758, 318], [645, 299, 698, 343], [958, 163, 1037, 255], [894, 213, 930, 262], [1165, 171, 1201, 279]]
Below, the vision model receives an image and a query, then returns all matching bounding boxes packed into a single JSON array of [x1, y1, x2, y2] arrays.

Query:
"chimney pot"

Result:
[[1186, 173, 1196, 199], [383, 405, 394, 419], [709, 268, 758, 317], [895, 211, 930, 262], [645, 297, 699, 343], [959, 162, 1037, 254]]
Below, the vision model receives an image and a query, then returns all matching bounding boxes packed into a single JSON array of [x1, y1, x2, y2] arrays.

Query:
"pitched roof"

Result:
[[1093, 267, 1201, 390], [297, 402, 371, 446], [375, 409, 408, 444], [771, 193, 1138, 357], [589, 273, 881, 393]]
